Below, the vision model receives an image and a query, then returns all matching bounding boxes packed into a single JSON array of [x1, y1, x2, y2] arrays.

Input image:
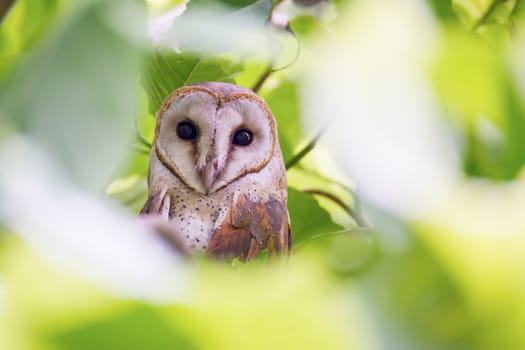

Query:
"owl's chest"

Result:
[[167, 188, 232, 252]]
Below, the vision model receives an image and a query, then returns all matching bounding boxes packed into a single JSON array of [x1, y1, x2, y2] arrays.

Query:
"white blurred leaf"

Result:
[[0, 137, 188, 302], [303, 0, 460, 219], [0, 0, 146, 191]]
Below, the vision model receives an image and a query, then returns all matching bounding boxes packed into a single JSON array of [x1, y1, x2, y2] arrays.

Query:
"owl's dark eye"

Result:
[[177, 121, 197, 140], [232, 129, 253, 146]]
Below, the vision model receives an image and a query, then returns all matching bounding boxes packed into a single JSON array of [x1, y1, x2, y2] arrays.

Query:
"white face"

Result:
[[154, 85, 276, 194]]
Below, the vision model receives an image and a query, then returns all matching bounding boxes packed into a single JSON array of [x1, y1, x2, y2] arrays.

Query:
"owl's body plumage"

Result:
[[141, 82, 290, 260]]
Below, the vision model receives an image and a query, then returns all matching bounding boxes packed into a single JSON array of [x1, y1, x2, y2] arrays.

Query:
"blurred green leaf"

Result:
[[289, 15, 321, 37], [418, 220, 525, 350], [51, 306, 196, 350], [431, 29, 506, 127], [0, 0, 147, 190], [425, 0, 458, 22], [452, 0, 518, 32], [432, 26, 525, 180], [513, 0, 525, 23], [462, 82, 525, 180], [141, 51, 243, 114], [0, 237, 119, 350], [0, 0, 65, 79], [364, 233, 473, 349], [166, 259, 354, 350]]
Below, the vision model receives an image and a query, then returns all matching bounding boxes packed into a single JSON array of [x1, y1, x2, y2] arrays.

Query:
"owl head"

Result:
[[153, 82, 278, 194]]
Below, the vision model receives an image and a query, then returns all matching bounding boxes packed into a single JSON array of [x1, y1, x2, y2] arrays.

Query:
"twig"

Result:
[[251, 64, 273, 93], [271, 33, 301, 72], [293, 228, 372, 250], [252, 0, 301, 93], [285, 127, 326, 169], [303, 189, 369, 227], [294, 165, 353, 193], [267, 0, 286, 22]]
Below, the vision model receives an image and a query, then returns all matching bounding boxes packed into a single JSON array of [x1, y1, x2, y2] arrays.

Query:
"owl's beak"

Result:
[[201, 158, 221, 194]]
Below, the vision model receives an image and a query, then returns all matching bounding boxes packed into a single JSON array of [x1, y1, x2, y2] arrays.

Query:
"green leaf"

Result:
[[263, 80, 303, 162], [431, 29, 506, 127], [452, 0, 518, 31], [50, 305, 196, 350], [288, 187, 343, 246], [425, 0, 459, 23], [431, 27, 525, 180], [289, 15, 322, 37], [364, 232, 473, 348], [141, 51, 243, 114]]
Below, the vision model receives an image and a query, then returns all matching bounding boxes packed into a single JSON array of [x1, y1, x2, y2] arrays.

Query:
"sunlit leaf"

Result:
[[167, 259, 364, 350], [363, 232, 473, 348], [431, 29, 506, 126], [432, 28, 525, 180]]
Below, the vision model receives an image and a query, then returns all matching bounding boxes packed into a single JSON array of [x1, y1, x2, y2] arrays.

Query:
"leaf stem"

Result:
[[303, 189, 369, 227], [251, 64, 273, 93], [285, 127, 326, 169]]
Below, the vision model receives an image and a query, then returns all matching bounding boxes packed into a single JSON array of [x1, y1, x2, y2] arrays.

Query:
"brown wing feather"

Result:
[[207, 193, 291, 261]]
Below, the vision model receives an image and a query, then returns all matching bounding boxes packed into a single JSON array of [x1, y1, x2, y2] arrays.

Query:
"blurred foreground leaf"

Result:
[[0, 0, 147, 190], [0, 0, 65, 79], [1, 236, 364, 350], [419, 221, 525, 349], [431, 26, 525, 180]]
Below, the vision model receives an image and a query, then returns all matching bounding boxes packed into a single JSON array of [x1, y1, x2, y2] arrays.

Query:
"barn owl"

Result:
[[140, 82, 291, 261]]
